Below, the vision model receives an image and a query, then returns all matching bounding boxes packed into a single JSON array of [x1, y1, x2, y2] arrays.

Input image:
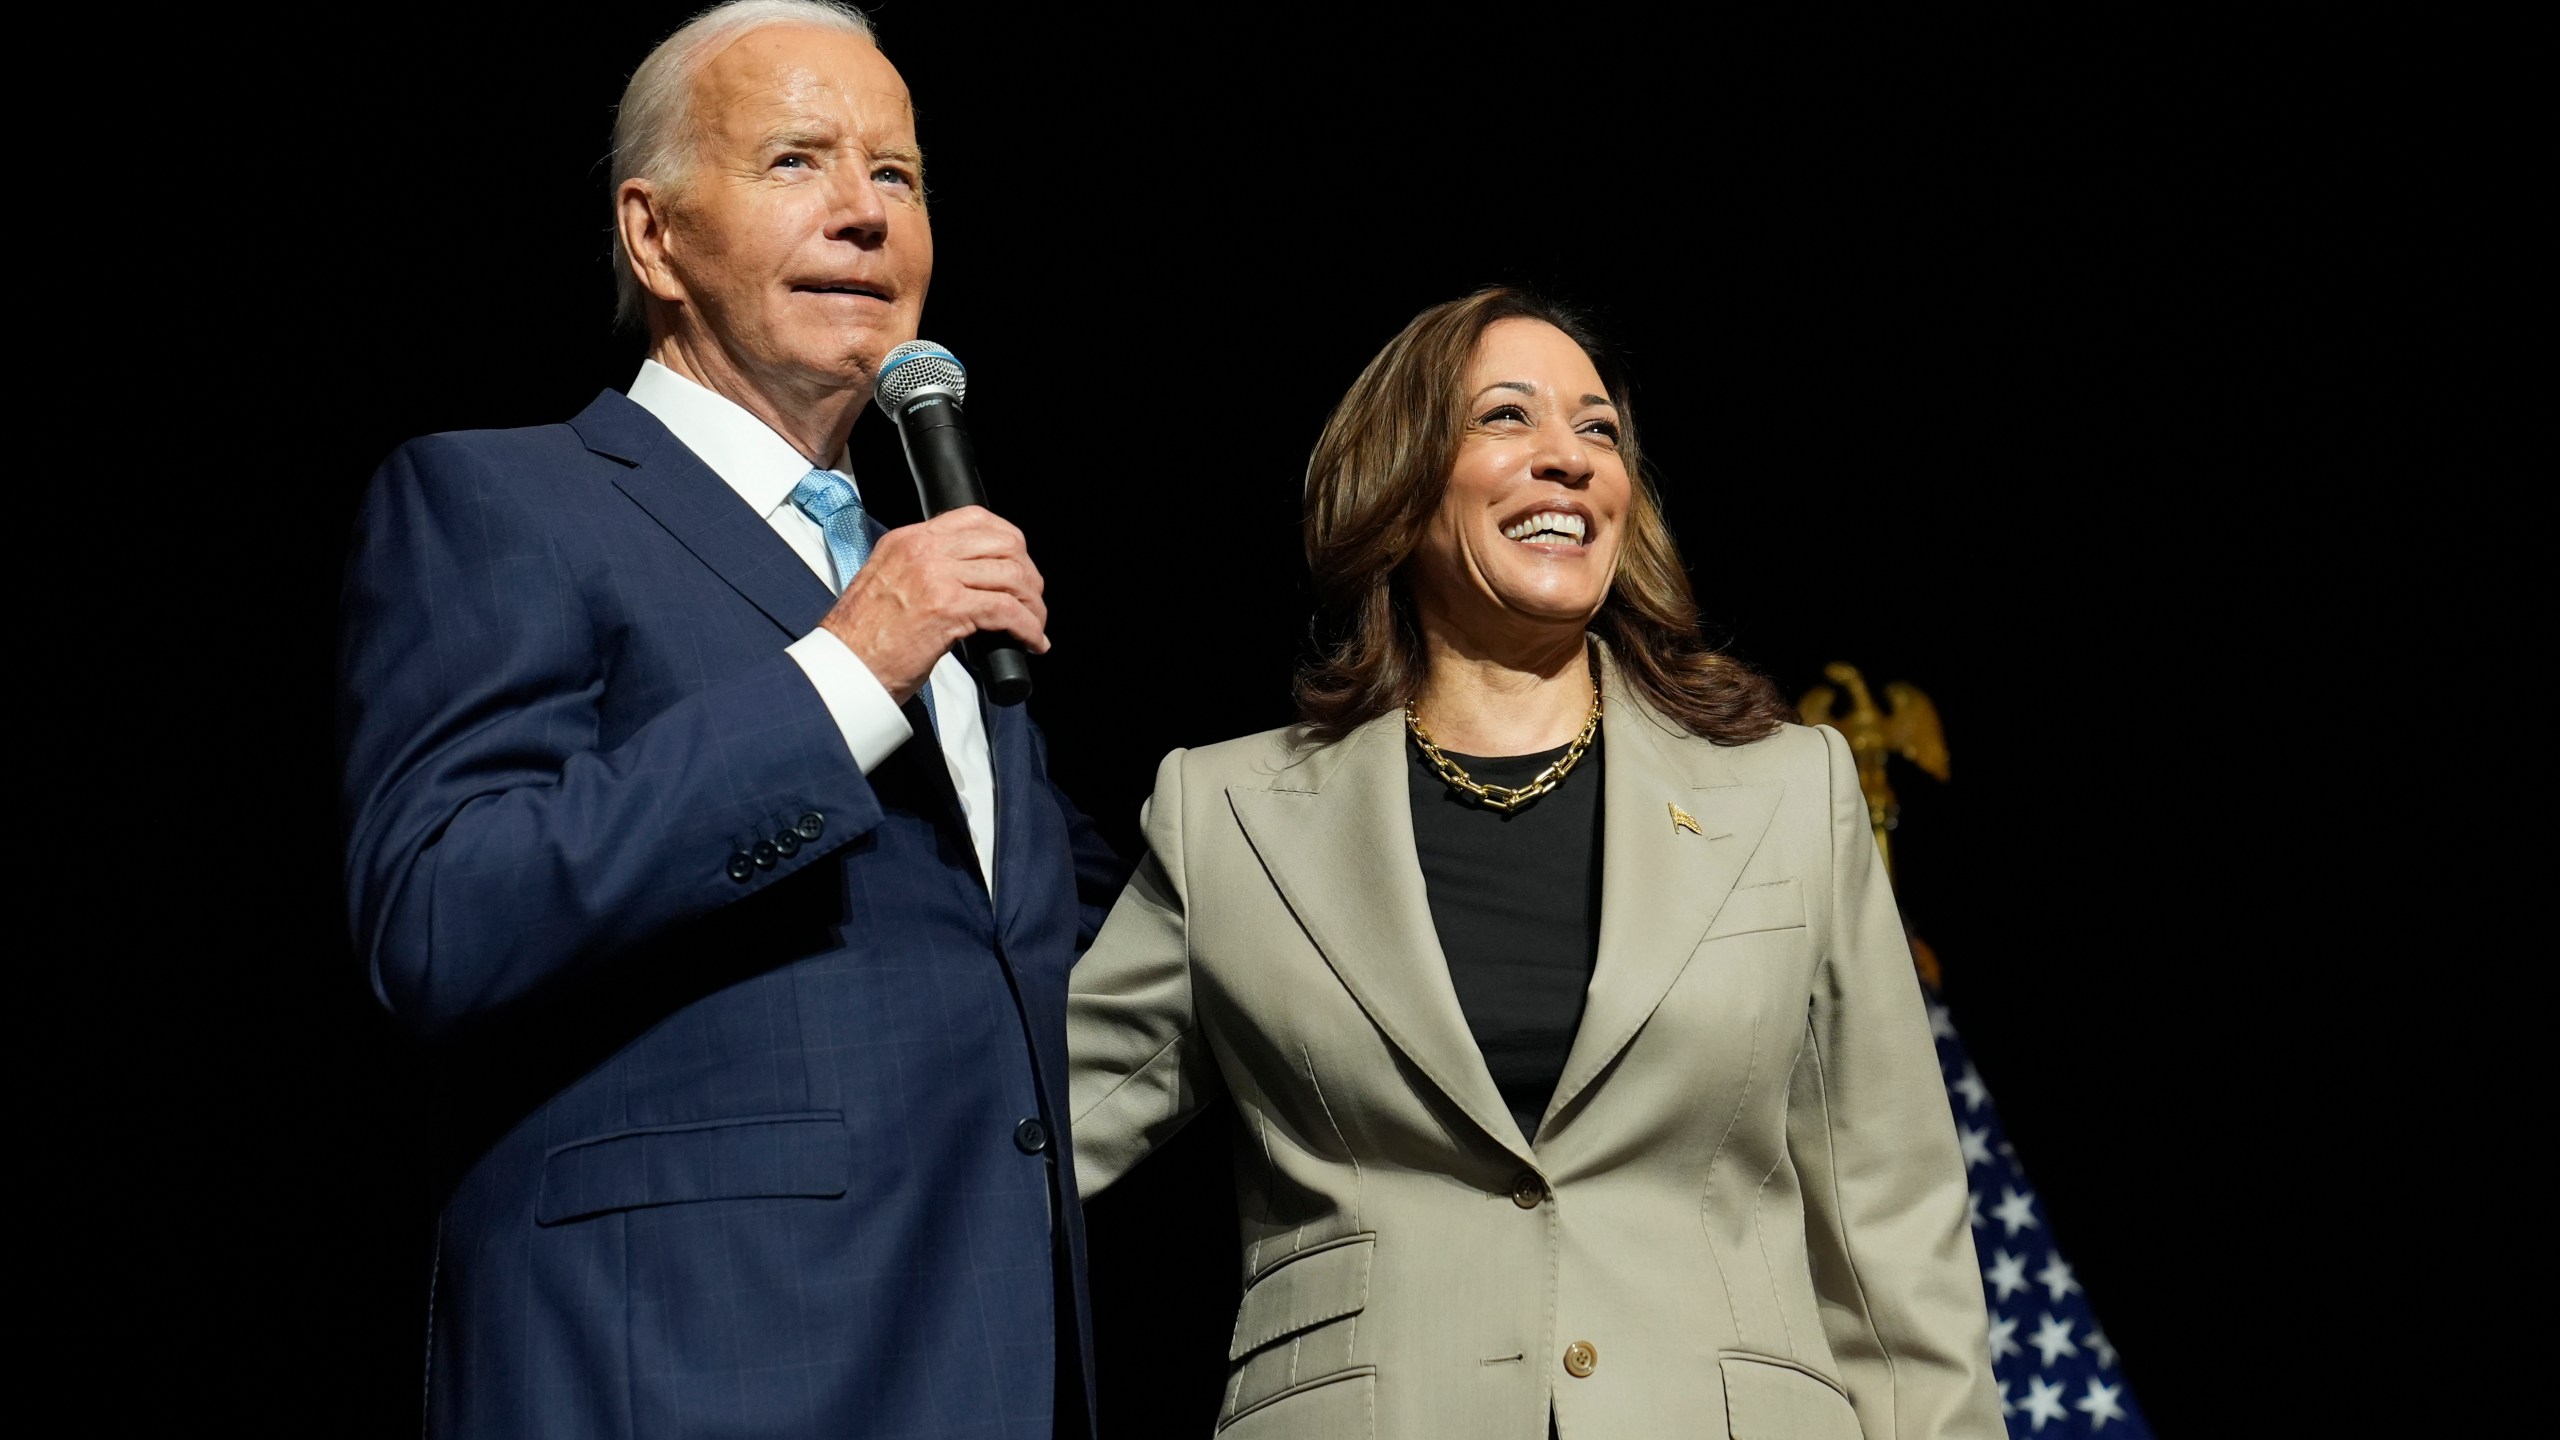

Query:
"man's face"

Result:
[[654, 27, 932, 395]]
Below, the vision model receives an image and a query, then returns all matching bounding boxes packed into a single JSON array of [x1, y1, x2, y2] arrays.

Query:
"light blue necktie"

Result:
[[791, 470, 935, 731], [790, 469, 875, 589]]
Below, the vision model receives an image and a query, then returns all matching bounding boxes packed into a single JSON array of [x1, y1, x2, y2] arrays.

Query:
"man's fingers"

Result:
[[943, 555, 1045, 602], [970, 594, 1050, 653], [823, 513, 1050, 685], [897, 507, 1026, 557], [940, 579, 1047, 650]]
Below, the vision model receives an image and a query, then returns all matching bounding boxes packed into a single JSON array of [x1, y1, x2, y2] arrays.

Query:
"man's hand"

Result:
[[822, 506, 1049, 704]]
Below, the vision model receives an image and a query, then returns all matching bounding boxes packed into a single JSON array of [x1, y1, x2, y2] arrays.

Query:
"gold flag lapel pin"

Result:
[[1668, 802, 1702, 836]]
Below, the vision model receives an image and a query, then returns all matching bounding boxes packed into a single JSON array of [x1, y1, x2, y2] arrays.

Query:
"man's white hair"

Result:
[[609, 0, 878, 328]]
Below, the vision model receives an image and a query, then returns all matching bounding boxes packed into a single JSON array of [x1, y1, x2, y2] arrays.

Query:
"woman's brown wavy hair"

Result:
[[1294, 287, 1791, 746]]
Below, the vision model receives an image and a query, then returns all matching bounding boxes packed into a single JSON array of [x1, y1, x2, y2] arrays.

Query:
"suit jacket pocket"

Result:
[[1228, 1232, 1376, 1361], [1223, 1233, 1375, 1427], [535, 1111, 848, 1225], [1705, 876, 1805, 940], [1218, 1368, 1375, 1439], [1720, 1352, 1862, 1439]]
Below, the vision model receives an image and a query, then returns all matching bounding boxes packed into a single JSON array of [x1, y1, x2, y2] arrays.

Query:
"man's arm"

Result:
[[338, 435, 882, 1039]]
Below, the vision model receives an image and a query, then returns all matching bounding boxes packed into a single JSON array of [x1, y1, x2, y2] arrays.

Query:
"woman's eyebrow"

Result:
[[1469, 382, 1614, 408]]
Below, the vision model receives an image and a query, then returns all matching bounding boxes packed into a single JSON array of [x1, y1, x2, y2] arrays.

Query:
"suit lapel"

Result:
[[1227, 715, 1535, 1166], [570, 390, 834, 640], [1544, 670, 1783, 1131]]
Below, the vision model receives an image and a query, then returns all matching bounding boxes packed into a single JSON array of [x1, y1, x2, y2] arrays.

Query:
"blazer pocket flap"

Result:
[[1228, 1233, 1376, 1361], [1218, 1368, 1376, 1438], [1720, 1354, 1859, 1440], [537, 1111, 848, 1225], [1706, 877, 1804, 940]]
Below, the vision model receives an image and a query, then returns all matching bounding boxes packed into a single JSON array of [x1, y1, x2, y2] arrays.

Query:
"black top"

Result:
[[1408, 728, 1606, 1144]]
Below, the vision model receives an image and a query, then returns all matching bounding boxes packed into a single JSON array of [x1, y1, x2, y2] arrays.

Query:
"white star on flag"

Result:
[[1960, 1125, 1994, 1167], [1986, 1248, 2031, 1301], [1992, 1186, 2040, 1237], [2036, 1253, 2083, 1303], [1931, 973, 2152, 1432], [2020, 1376, 2070, 1431], [2029, 1312, 2080, 1367], [2076, 1377, 2129, 1430]]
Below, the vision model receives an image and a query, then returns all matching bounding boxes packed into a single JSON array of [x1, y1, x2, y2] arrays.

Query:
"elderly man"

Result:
[[337, 4, 1121, 1435]]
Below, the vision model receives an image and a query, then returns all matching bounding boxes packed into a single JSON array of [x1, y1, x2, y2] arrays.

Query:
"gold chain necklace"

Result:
[[1406, 681, 1603, 814]]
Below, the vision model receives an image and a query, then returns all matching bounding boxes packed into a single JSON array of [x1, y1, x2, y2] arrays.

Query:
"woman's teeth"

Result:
[[1502, 512, 1588, 544]]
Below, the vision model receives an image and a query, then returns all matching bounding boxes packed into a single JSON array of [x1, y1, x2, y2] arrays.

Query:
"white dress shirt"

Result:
[[627, 360, 999, 894]]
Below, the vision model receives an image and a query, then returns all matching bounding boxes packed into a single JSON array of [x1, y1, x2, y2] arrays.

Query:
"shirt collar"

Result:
[[625, 358, 857, 518]]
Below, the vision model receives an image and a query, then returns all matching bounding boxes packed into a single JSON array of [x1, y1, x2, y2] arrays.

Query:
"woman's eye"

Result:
[[1476, 404, 1529, 426], [1582, 420, 1623, 445]]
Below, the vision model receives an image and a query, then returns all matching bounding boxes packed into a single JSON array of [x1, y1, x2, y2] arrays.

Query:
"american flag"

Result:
[[1926, 989, 2154, 1437]]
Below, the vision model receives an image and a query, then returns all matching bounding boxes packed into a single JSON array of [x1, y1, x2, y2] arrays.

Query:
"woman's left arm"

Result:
[[1790, 725, 2005, 1439]]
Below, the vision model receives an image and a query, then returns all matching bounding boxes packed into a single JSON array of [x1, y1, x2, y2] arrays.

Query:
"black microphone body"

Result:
[[886, 388, 1034, 706]]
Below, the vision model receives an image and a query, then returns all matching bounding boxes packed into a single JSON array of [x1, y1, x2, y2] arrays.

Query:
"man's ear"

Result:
[[617, 180, 688, 307]]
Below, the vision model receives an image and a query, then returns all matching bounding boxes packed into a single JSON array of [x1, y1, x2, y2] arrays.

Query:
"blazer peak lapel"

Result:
[[1545, 699, 1784, 1132], [1226, 717, 1535, 1166]]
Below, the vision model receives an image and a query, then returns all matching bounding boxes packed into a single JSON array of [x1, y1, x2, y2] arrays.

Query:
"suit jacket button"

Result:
[[1013, 1118, 1049, 1155], [727, 852, 756, 883], [795, 812, 825, 841], [1510, 1173, 1547, 1209], [1563, 1340, 1598, 1378], [773, 829, 801, 858], [751, 841, 778, 869]]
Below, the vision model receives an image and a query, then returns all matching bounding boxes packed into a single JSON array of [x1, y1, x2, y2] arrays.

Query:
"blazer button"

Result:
[[751, 841, 778, 869], [773, 829, 801, 858], [1013, 1118, 1050, 1155], [795, 812, 825, 841], [1563, 1340, 1598, 1378], [727, 852, 755, 883], [1509, 1173, 1547, 1209]]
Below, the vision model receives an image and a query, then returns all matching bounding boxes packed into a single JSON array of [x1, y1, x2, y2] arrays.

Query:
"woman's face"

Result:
[[1409, 317, 1631, 646]]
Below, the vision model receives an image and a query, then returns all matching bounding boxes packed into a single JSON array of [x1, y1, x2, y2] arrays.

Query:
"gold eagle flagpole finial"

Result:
[[1798, 662, 1949, 883], [1800, 662, 1950, 988]]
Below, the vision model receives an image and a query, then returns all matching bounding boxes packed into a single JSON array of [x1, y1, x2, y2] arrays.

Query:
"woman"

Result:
[[1067, 289, 1999, 1439]]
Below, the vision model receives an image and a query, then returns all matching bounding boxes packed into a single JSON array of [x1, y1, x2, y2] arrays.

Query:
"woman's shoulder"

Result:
[[1172, 722, 1339, 788], [1683, 718, 1842, 784]]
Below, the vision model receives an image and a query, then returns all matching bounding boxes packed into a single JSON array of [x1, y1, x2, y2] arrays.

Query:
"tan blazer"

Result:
[[1067, 662, 2001, 1440]]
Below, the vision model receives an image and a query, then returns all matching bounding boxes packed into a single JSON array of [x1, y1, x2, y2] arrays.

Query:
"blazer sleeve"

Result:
[[337, 434, 886, 1039], [1065, 747, 1225, 1197], [1789, 725, 2004, 1439]]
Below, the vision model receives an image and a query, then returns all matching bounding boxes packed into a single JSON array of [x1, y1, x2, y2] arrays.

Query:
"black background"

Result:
[[94, 3, 2524, 1432]]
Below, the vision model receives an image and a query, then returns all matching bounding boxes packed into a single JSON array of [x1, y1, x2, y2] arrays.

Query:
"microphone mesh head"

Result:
[[874, 339, 967, 413]]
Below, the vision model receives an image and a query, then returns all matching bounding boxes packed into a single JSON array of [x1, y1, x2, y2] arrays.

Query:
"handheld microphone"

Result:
[[872, 339, 1032, 706]]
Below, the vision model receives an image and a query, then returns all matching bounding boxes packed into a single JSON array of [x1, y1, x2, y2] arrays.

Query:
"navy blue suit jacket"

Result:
[[338, 390, 1124, 1438]]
